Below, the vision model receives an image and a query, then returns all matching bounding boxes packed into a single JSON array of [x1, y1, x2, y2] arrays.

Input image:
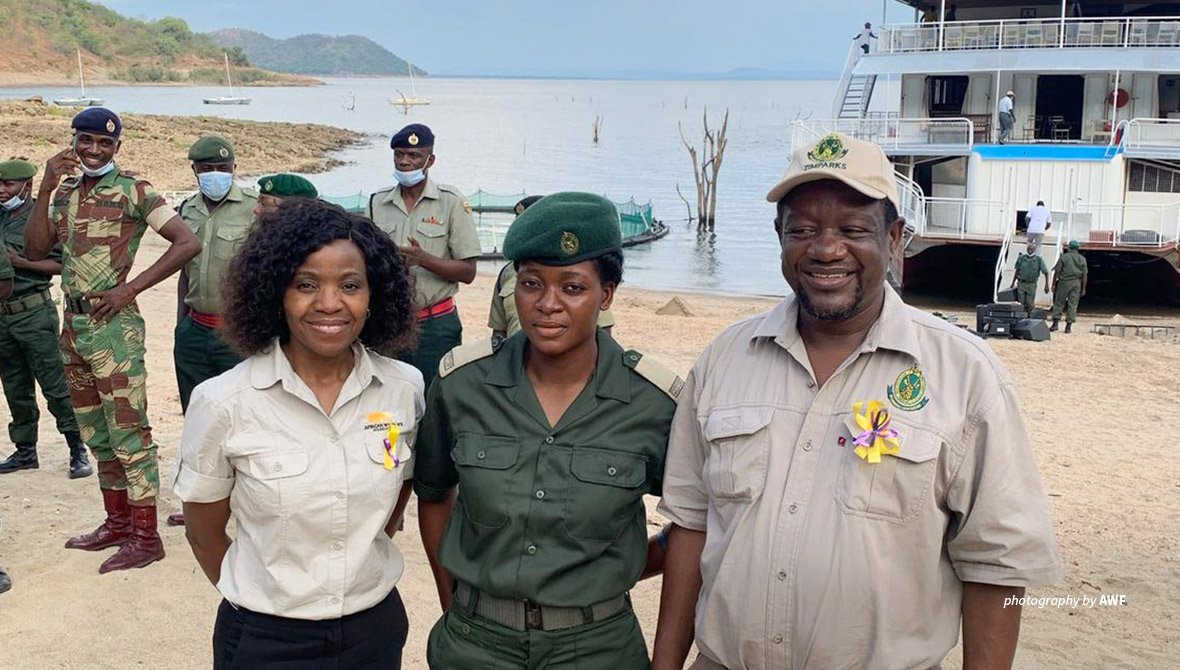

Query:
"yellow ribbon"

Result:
[[852, 400, 900, 464], [383, 424, 401, 471]]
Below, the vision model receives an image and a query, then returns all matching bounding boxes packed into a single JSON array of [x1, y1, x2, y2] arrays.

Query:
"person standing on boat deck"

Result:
[[25, 108, 201, 574], [0, 159, 92, 479], [946, 4, 958, 21], [853, 22, 877, 56], [165, 136, 258, 528], [1025, 200, 1052, 255], [175, 199, 422, 670], [1050, 240, 1088, 334], [921, 5, 937, 22], [489, 195, 615, 342], [1011, 241, 1050, 315], [254, 173, 319, 218], [651, 133, 1061, 670], [369, 123, 481, 389], [998, 91, 1016, 144], [417, 192, 682, 669]]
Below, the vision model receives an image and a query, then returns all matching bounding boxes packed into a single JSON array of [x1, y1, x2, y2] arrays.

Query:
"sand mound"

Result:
[[656, 296, 693, 317]]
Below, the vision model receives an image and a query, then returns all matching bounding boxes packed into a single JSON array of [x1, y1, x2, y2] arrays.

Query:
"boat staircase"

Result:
[[831, 44, 877, 120], [993, 223, 1062, 307]]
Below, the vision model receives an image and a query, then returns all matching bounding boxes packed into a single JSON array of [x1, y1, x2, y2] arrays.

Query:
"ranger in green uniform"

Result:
[[417, 192, 681, 669], [1010, 240, 1050, 315], [254, 172, 318, 218], [0, 160, 91, 478], [489, 195, 615, 341], [25, 108, 201, 574], [368, 124, 482, 388], [1050, 240, 1088, 333]]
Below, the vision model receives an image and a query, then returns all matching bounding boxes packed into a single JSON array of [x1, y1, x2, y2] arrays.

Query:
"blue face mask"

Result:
[[80, 161, 116, 178], [394, 168, 426, 187], [198, 171, 234, 201], [1, 194, 24, 211]]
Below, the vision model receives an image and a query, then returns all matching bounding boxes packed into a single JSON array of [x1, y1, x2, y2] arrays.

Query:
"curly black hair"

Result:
[[221, 198, 418, 357]]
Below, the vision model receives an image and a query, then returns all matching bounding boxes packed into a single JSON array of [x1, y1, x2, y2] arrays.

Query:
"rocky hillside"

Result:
[[210, 29, 426, 77]]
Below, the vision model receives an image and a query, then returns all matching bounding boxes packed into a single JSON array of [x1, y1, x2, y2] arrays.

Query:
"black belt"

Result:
[[453, 582, 629, 632], [0, 289, 52, 315], [64, 294, 94, 315]]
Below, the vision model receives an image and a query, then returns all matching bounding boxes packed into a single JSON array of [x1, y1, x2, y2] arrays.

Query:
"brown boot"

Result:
[[166, 512, 185, 526], [65, 488, 132, 551], [99, 505, 165, 574]]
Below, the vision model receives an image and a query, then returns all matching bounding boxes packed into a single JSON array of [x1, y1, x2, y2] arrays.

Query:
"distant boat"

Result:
[[390, 61, 430, 107], [53, 49, 103, 107], [203, 53, 252, 106]]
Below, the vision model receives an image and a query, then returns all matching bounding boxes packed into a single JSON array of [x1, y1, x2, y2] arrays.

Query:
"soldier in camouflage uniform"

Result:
[[24, 108, 201, 574], [0, 160, 92, 479]]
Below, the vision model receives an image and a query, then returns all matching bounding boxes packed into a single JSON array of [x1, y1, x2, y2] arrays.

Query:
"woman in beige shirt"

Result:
[[173, 198, 422, 669]]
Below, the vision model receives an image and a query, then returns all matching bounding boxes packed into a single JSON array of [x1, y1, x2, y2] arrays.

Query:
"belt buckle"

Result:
[[523, 600, 543, 630]]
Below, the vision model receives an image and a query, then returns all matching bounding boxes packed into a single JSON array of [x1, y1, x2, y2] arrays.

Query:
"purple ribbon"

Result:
[[853, 408, 898, 448]]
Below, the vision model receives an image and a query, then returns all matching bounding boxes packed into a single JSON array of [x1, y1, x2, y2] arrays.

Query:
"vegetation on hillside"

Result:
[[211, 29, 426, 76]]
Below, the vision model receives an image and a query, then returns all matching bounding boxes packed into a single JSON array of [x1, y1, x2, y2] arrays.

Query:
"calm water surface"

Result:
[[3, 77, 843, 296]]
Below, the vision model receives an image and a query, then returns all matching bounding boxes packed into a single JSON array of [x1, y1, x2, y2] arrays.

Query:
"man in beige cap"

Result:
[[651, 133, 1061, 670]]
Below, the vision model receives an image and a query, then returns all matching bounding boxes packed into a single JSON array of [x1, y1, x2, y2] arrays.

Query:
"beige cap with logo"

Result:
[[766, 133, 900, 210]]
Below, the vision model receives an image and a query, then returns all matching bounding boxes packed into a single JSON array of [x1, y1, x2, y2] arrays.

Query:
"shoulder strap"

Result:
[[623, 350, 685, 400], [438, 337, 498, 379]]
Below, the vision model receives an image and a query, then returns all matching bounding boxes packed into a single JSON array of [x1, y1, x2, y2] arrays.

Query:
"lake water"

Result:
[[1, 77, 844, 296]]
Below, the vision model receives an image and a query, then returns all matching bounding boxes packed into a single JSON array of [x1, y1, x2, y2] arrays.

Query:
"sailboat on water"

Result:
[[390, 62, 430, 107], [53, 49, 103, 107], [203, 53, 252, 106]]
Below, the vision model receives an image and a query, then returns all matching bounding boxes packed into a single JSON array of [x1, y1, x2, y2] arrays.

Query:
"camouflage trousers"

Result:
[[60, 307, 158, 503]]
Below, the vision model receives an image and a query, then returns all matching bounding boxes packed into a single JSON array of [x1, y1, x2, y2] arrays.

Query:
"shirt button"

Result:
[[274, 463, 283, 472], [607, 466, 618, 476], [476, 450, 486, 459], [544, 436, 554, 444], [535, 490, 545, 499], [335, 491, 345, 500], [331, 596, 341, 604], [777, 570, 787, 581], [329, 435, 339, 445], [788, 504, 798, 514], [332, 542, 343, 551], [802, 441, 812, 452], [526, 544, 538, 555], [807, 380, 816, 388], [773, 634, 784, 644]]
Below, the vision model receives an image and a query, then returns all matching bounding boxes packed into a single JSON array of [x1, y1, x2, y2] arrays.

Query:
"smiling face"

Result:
[[73, 132, 120, 170], [515, 260, 615, 358], [282, 239, 370, 361], [776, 180, 902, 322], [0, 179, 30, 203]]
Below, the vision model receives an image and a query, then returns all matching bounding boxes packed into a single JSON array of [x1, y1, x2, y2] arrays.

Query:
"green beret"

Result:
[[503, 192, 622, 265], [188, 135, 235, 163], [1068, 240, 1080, 250], [0, 160, 36, 180], [257, 174, 318, 199]]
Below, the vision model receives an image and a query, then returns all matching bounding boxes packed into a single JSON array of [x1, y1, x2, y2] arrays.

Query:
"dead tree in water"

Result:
[[679, 108, 729, 232], [592, 116, 602, 144]]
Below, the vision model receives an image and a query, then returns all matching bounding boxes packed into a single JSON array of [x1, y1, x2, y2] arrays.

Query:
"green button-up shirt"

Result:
[[179, 184, 259, 314], [0, 234, 12, 285], [1054, 249, 1088, 281], [414, 330, 676, 607], [368, 178, 482, 308], [1, 198, 60, 297]]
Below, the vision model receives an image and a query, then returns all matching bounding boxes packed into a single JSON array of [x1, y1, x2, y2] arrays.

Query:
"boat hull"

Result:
[[202, 99, 253, 105], [53, 98, 103, 107]]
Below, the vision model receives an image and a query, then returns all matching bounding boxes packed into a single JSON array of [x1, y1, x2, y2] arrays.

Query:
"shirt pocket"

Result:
[[451, 434, 519, 529], [702, 407, 773, 501], [837, 420, 941, 524], [212, 222, 250, 261], [231, 446, 311, 520], [363, 424, 414, 489], [414, 218, 450, 257], [562, 447, 648, 543]]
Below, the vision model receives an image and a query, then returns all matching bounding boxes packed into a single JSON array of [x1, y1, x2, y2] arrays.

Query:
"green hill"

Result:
[[210, 29, 426, 77]]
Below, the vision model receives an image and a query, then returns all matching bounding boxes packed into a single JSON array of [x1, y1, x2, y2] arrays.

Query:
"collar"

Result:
[[382, 177, 439, 208], [0, 196, 33, 221], [752, 283, 922, 364], [191, 183, 244, 216], [485, 329, 632, 403], [250, 338, 380, 391]]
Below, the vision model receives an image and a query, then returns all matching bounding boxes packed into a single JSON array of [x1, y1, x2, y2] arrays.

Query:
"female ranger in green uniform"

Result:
[[416, 192, 682, 669]]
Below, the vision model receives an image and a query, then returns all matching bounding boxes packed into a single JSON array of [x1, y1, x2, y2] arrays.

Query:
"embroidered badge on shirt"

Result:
[[422, 216, 441, 225], [887, 365, 929, 412]]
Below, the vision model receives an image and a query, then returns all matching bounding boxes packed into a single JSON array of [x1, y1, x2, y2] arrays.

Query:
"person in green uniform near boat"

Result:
[[1010, 240, 1050, 315], [368, 124, 481, 388], [1050, 240, 1088, 334], [0, 159, 92, 479], [25, 108, 201, 574], [416, 192, 682, 669], [254, 172, 319, 218], [489, 195, 615, 341]]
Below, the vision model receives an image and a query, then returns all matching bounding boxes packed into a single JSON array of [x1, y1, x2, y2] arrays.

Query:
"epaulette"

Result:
[[622, 350, 685, 401], [239, 187, 260, 200], [438, 337, 499, 379], [437, 183, 465, 197]]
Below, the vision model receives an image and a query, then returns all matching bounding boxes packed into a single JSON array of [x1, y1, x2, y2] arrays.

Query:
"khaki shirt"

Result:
[[488, 262, 616, 335], [172, 341, 425, 620], [368, 178, 482, 308], [179, 184, 259, 314], [659, 286, 1061, 670]]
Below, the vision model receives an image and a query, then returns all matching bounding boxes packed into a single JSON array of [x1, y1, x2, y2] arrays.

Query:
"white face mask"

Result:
[[0, 195, 23, 211], [394, 168, 426, 187], [79, 161, 116, 178]]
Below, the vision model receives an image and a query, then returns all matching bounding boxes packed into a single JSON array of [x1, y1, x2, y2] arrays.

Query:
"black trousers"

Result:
[[213, 588, 408, 670]]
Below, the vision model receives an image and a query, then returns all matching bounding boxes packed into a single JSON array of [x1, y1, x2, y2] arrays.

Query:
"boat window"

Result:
[[1128, 162, 1180, 193], [928, 76, 970, 115]]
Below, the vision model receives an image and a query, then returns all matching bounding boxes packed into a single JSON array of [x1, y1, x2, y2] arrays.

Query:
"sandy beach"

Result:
[[0, 229, 1176, 669]]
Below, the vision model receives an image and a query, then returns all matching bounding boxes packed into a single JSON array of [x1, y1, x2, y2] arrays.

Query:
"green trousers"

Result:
[[173, 315, 243, 413], [401, 308, 463, 390], [426, 606, 650, 670], [1015, 281, 1038, 314], [0, 302, 78, 445], [1052, 278, 1082, 323], [60, 308, 158, 502]]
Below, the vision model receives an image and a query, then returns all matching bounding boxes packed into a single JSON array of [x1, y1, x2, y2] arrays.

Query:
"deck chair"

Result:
[[1025, 25, 1044, 48], [1074, 22, 1096, 46], [1128, 21, 1148, 46], [1002, 23, 1024, 48], [1156, 21, 1179, 47], [944, 25, 965, 49], [963, 24, 982, 48], [1100, 21, 1121, 46]]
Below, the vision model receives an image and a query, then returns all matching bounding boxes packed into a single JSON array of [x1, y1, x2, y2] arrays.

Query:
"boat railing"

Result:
[[894, 172, 926, 234], [1068, 201, 1180, 248], [1122, 118, 1180, 152], [791, 117, 974, 153], [830, 43, 861, 119], [880, 16, 1180, 54], [922, 197, 1008, 240]]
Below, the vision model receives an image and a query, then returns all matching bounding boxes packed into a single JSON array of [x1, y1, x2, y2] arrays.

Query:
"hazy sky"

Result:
[[96, 0, 915, 76]]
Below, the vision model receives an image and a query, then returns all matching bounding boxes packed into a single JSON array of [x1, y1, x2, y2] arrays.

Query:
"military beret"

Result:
[[188, 135, 235, 163], [514, 195, 544, 216], [71, 107, 122, 138], [503, 192, 622, 265], [1068, 240, 1080, 250], [257, 173, 318, 199], [0, 160, 36, 180], [390, 123, 434, 149]]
